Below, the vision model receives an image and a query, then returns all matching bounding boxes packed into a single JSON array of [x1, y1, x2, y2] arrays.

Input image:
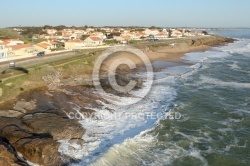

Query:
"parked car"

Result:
[[37, 51, 45, 56], [9, 61, 15, 68]]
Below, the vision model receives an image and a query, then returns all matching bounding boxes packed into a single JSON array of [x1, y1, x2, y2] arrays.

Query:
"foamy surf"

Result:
[[57, 70, 182, 165], [63, 35, 249, 166]]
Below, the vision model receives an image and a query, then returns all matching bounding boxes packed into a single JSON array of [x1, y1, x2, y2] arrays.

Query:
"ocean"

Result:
[[65, 29, 250, 166]]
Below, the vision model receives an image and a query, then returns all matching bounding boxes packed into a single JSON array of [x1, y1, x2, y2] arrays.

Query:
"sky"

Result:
[[1, 0, 250, 28]]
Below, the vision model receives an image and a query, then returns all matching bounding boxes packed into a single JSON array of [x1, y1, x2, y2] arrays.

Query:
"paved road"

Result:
[[0, 51, 77, 72]]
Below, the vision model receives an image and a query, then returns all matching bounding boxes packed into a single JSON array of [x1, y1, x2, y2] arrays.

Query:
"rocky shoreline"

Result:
[[0, 36, 235, 165], [0, 85, 105, 165]]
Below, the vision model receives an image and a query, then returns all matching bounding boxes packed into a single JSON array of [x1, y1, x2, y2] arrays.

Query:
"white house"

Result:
[[89, 32, 106, 40], [84, 37, 103, 46], [154, 33, 169, 40], [64, 39, 85, 49], [47, 29, 57, 35], [8, 44, 34, 56], [0, 39, 25, 58], [35, 40, 58, 52], [8, 40, 24, 46], [114, 35, 131, 43], [0, 44, 9, 58], [144, 28, 159, 36], [171, 30, 183, 38]]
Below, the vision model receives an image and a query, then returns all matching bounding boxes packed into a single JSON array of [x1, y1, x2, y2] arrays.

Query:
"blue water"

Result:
[[209, 29, 250, 39], [70, 30, 250, 166]]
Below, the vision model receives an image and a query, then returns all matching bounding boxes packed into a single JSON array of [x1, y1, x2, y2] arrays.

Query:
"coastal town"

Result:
[[0, 0, 249, 165], [0, 26, 208, 59]]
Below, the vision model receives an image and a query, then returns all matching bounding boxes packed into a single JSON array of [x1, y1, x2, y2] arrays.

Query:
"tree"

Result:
[[202, 31, 208, 35], [0, 28, 20, 39], [21, 27, 45, 36], [54, 25, 67, 31], [168, 29, 172, 37], [80, 35, 90, 40], [43, 25, 53, 29]]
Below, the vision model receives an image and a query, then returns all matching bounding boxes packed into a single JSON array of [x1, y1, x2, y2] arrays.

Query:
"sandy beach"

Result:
[[101, 44, 211, 73], [146, 45, 210, 61], [102, 35, 233, 69]]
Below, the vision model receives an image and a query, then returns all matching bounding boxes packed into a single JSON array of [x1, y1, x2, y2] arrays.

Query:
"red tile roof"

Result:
[[1, 41, 10, 45], [89, 37, 102, 41], [121, 35, 131, 40], [36, 43, 51, 49], [9, 44, 33, 50], [67, 39, 84, 43]]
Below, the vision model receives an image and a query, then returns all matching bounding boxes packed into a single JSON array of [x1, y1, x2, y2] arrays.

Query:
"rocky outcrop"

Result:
[[0, 100, 37, 118], [189, 35, 236, 47], [136, 35, 236, 52], [0, 144, 18, 166], [0, 88, 88, 165], [0, 110, 23, 118], [13, 99, 36, 114], [0, 117, 62, 166], [22, 113, 85, 140], [0, 136, 29, 166]]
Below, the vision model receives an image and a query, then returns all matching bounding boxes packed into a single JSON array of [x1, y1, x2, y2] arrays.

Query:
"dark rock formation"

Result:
[[0, 84, 103, 165], [0, 117, 62, 165], [22, 113, 85, 140], [0, 136, 29, 166]]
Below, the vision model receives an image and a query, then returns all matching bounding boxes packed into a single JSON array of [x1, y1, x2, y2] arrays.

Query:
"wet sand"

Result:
[[146, 45, 210, 62], [102, 45, 211, 72]]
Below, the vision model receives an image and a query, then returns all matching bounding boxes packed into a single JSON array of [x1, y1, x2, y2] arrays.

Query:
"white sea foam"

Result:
[[228, 61, 240, 70], [198, 76, 250, 89], [58, 71, 179, 165], [174, 131, 212, 143], [89, 131, 210, 166], [182, 51, 231, 63], [232, 109, 250, 115], [219, 39, 250, 54], [61, 38, 249, 165], [182, 39, 250, 64]]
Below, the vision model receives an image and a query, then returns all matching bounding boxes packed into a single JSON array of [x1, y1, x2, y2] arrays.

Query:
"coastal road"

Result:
[[0, 36, 211, 72], [0, 50, 77, 72], [0, 46, 112, 72]]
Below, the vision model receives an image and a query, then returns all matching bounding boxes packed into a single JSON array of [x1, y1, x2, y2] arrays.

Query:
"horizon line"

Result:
[[2, 25, 250, 29]]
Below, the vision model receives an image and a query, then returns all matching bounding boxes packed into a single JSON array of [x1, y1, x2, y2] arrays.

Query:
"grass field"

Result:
[[0, 49, 102, 103]]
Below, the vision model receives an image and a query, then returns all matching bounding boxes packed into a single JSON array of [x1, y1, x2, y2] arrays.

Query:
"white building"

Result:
[[0, 44, 9, 58], [154, 33, 169, 40], [84, 37, 103, 46], [171, 29, 183, 38], [144, 28, 159, 35], [64, 39, 85, 50], [47, 29, 57, 35]]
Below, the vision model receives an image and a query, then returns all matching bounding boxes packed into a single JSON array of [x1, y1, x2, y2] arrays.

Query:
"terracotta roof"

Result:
[[66, 39, 84, 43], [9, 44, 33, 50], [1, 41, 10, 45], [121, 35, 131, 40], [36, 43, 51, 49], [137, 32, 145, 35], [127, 32, 134, 35], [89, 37, 102, 41], [51, 41, 58, 44], [63, 34, 73, 37]]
